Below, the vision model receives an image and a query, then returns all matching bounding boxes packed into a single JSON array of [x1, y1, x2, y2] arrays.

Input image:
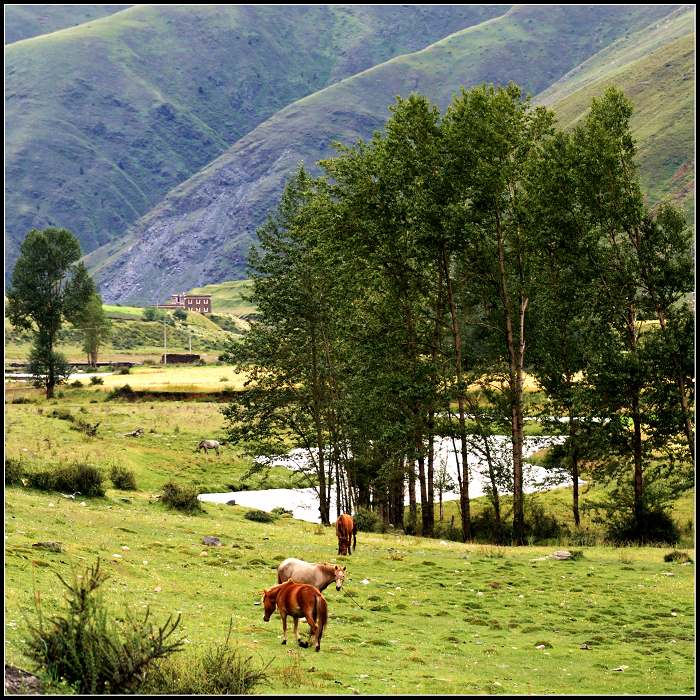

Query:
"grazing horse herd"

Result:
[[262, 513, 356, 651], [193, 438, 355, 652]]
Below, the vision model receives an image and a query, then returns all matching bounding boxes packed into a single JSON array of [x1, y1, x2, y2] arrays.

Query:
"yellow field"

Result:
[[88, 365, 251, 392]]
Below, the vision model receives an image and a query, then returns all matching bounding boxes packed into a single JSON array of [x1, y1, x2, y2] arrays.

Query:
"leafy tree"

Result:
[[173, 308, 188, 322], [443, 83, 556, 544], [7, 227, 95, 397], [76, 293, 111, 367], [142, 307, 164, 322]]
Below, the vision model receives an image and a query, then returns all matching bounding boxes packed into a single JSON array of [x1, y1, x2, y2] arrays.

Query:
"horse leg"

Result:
[[280, 612, 288, 645], [304, 609, 317, 648], [294, 617, 308, 647]]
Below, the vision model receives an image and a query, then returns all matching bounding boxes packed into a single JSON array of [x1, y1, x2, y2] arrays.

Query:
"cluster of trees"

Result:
[[223, 83, 694, 544], [7, 227, 110, 397]]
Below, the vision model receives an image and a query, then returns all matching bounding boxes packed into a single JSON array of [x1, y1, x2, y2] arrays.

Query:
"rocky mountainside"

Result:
[[5, 4, 506, 282], [83, 4, 693, 305]]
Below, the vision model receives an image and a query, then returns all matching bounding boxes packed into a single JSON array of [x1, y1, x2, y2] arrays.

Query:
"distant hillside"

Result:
[[539, 7, 695, 218], [5, 4, 507, 282], [4, 5, 131, 44], [88, 4, 689, 304]]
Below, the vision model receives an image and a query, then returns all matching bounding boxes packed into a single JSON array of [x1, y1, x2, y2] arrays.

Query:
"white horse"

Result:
[[196, 439, 221, 456]]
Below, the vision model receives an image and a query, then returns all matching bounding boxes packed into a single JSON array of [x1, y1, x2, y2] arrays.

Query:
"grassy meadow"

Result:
[[4, 363, 696, 694], [4, 487, 695, 695]]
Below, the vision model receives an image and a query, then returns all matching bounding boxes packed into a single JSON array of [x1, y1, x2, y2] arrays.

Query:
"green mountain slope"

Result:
[[4, 5, 131, 44], [5, 4, 508, 282], [87, 4, 689, 304], [538, 7, 695, 218]]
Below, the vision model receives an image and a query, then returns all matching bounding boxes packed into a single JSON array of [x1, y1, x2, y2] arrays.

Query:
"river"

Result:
[[199, 433, 573, 523]]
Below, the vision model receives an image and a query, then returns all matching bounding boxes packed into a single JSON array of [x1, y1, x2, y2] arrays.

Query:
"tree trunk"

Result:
[[441, 246, 471, 541], [631, 390, 644, 518], [408, 458, 417, 534], [568, 407, 580, 528]]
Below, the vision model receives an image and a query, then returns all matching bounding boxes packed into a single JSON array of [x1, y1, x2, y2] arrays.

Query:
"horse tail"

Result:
[[316, 593, 327, 646]]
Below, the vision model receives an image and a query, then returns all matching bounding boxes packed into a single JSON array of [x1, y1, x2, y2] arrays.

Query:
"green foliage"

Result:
[[7, 227, 95, 397], [24, 559, 183, 694], [605, 506, 680, 546], [109, 465, 137, 491], [90, 375, 105, 385], [354, 507, 381, 533], [173, 308, 188, 322], [243, 509, 275, 523], [106, 384, 136, 401], [25, 462, 105, 497], [160, 481, 202, 513], [270, 506, 293, 517], [76, 293, 111, 366], [5, 457, 25, 486], [663, 550, 692, 564], [142, 308, 164, 322], [142, 621, 270, 695]]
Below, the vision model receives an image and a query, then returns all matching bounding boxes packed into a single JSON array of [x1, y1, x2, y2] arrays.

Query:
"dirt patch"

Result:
[[5, 665, 42, 695]]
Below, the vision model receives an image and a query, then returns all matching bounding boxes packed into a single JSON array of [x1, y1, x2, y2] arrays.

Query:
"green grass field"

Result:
[[4, 487, 695, 695], [4, 371, 695, 694]]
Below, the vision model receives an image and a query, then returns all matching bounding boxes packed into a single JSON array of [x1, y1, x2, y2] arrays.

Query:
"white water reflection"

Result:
[[199, 434, 572, 524]]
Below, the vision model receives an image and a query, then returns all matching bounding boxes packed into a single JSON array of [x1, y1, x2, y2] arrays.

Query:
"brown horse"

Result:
[[262, 579, 328, 651], [277, 558, 346, 591], [335, 513, 357, 556]]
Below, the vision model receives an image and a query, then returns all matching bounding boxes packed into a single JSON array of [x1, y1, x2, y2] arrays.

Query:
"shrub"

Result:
[[606, 506, 680, 545], [49, 408, 74, 422], [354, 507, 380, 532], [143, 621, 269, 695], [118, 367, 131, 375], [107, 384, 136, 401], [244, 509, 275, 523], [173, 308, 188, 322], [524, 500, 563, 542], [25, 559, 183, 694], [26, 462, 105, 497], [663, 550, 692, 564], [10, 395, 34, 404], [109, 465, 137, 491], [161, 482, 202, 513], [71, 379, 84, 388], [90, 375, 104, 385], [271, 506, 293, 517], [5, 457, 25, 486]]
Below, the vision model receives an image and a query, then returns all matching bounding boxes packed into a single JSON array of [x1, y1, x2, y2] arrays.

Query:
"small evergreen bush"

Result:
[[107, 384, 136, 401], [26, 462, 105, 497], [25, 560, 183, 694], [244, 509, 275, 523], [90, 375, 105, 385], [5, 457, 25, 486], [161, 481, 202, 513], [109, 465, 137, 491], [354, 507, 380, 532], [606, 506, 680, 545]]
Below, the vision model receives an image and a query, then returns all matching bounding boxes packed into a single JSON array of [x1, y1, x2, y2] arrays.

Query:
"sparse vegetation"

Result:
[[109, 465, 137, 491], [160, 481, 202, 513], [25, 461, 105, 497], [244, 509, 276, 523], [25, 560, 183, 694]]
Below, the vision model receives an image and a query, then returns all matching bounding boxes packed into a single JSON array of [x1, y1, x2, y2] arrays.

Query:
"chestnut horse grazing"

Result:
[[335, 513, 357, 555], [262, 579, 328, 651], [277, 557, 346, 591]]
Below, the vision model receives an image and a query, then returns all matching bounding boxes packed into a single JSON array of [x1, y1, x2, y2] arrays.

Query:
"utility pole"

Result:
[[163, 314, 167, 365]]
